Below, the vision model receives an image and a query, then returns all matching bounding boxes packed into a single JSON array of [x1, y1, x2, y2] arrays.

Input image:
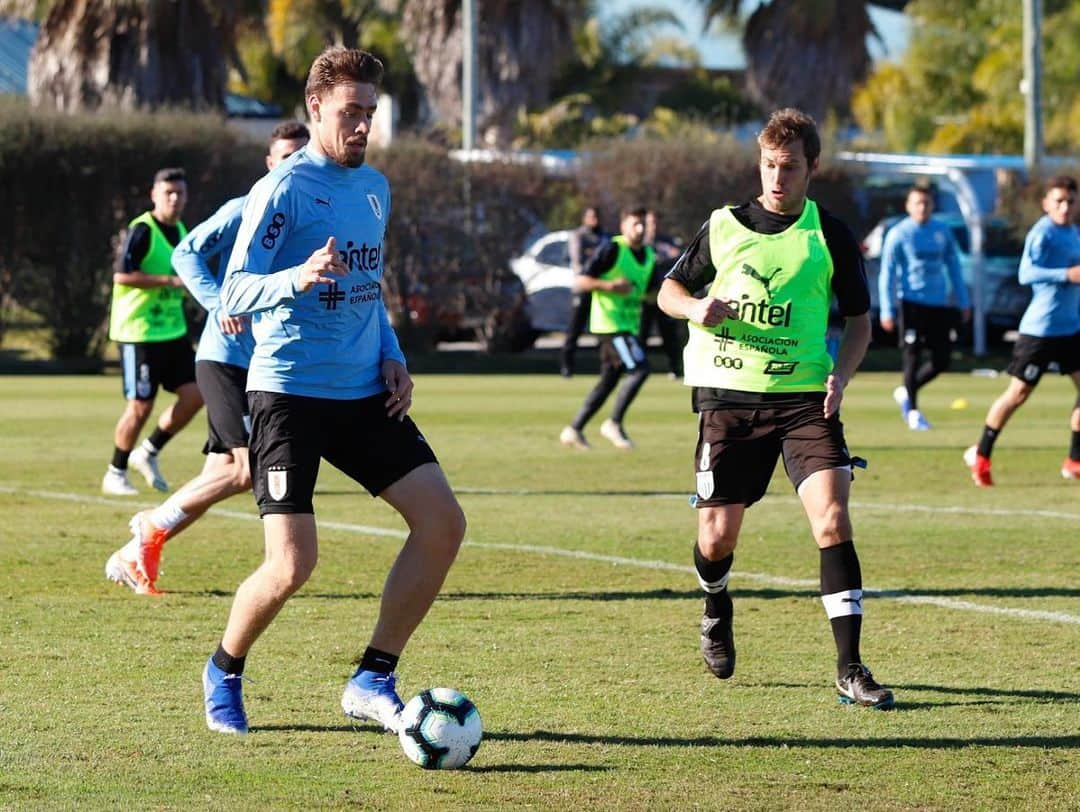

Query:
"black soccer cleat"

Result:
[[836, 663, 895, 710], [700, 613, 736, 679]]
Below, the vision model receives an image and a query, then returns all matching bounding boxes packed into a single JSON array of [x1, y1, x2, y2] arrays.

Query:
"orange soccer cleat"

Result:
[[963, 445, 994, 487]]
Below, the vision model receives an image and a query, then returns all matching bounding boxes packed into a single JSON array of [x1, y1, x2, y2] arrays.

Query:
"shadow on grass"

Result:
[[484, 729, 1080, 750], [313, 488, 689, 498], [467, 764, 611, 774], [759, 681, 1080, 707], [870, 586, 1080, 598]]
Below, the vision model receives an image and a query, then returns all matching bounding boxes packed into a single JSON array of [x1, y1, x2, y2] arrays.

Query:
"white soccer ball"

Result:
[[397, 688, 482, 770]]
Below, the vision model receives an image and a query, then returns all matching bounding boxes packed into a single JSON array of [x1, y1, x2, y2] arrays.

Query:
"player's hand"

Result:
[[169, 275, 186, 289], [688, 296, 738, 328], [607, 277, 632, 294], [296, 236, 348, 292], [1066, 265, 1080, 284], [824, 372, 846, 418], [382, 359, 413, 420], [880, 316, 895, 333], [218, 311, 249, 335]]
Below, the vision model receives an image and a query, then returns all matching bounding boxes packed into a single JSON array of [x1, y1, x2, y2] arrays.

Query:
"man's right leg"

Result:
[[695, 505, 743, 679], [966, 376, 1034, 486], [204, 513, 319, 735], [103, 396, 154, 495]]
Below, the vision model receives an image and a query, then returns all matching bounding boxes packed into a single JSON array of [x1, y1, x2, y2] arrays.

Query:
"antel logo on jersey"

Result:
[[338, 240, 382, 272], [726, 293, 793, 327], [261, 212, 286, 249]]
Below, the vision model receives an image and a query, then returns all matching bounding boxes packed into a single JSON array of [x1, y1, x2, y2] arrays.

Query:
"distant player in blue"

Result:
[[105, 122, 309, 596], [879, 185, 970, 430], [202, 47, 466, 737], [965, 176, 1080, 486]]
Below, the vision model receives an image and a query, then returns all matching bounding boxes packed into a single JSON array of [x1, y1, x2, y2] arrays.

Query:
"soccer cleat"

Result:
[[203, 658, 249, 735], [836, 663, 895, 709], [963, 445, 993, 487], [105, 548, 163, 595], [906, 408, 931, 431], [559, 425, 590, 450], [700, 613, 736, 679], [341, 669, 404, 733], [129, 446, 169, 492], [101, 465, 138, 496], [892, 385, 911, 419], [600, 419, 634, 450], [128, 513, 168, 583], [1061, 458, 1080, 480]]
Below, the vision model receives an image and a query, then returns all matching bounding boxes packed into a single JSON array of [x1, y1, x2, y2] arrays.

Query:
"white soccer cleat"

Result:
[[906, 409, 931, 431], [559, 425, 590, 450], [105, 548, 162, 595], [892, 385, 911, 419], [129, 446, 169, 492], [342, 670, 404, 733], [600, 419, 634, 450], [101, 465, 138, 496]]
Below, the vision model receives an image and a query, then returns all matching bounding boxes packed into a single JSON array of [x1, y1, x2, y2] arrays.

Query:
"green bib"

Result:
[[683, 200, 834, 392], [588, 236, 655, 335], [108, 212, 188, 343]]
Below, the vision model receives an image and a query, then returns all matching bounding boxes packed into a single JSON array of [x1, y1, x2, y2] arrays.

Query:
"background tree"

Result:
[[852, 0, 1080, 154]]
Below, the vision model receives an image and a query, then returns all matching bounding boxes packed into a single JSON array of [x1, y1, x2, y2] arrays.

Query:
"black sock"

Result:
[[820, 541, 863, 675], [694, 544, 734, 619], [212, 644, 246, 676], [358, 646, 399, 674], [1070, 430, 1080, 462], [146, 427, 172, 454], [110, 448, 130, 470], [977, 425, 999, 459]]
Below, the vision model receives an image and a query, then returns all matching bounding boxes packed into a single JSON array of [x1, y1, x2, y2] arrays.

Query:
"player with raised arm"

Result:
[[201, 47, 465, 737], [104, 122, 310, 595]]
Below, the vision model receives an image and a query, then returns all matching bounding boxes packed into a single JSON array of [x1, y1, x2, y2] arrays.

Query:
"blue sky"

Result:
[[598, 1, 912, 69]]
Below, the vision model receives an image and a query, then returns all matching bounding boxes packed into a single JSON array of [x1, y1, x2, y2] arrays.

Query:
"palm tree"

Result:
[[696, 0, 911, 121]]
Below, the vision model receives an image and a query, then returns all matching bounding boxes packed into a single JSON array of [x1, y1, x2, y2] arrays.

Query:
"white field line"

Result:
[[3, 485, 1078, 626]]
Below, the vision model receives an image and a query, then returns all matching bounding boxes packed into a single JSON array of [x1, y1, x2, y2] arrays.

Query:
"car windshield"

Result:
[[949, 224, 1024, 257]]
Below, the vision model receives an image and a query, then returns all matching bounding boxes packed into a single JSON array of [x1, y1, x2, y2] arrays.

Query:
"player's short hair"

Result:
[[1045, 175, 1078, 196], [758, 108, 820, 165], [269, 121, 310, 147], [153, 167, 186, 185], [305, 47, 385, 101], [907, 183, 933, 199], [620, 204, 647, 221]]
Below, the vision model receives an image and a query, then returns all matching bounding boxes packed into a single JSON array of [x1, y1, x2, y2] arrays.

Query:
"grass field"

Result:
[[1, 370, 1077, 810]]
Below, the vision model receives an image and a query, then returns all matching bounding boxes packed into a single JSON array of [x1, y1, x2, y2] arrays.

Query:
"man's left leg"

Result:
[[130, 380, 204, 492], [798, 467, 893, 709]]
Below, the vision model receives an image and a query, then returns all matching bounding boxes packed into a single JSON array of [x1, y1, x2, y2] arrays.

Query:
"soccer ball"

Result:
[[398, 688, 482, 770]]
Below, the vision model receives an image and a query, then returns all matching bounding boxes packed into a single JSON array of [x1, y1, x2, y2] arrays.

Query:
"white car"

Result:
[[509, 230, 574, 333]]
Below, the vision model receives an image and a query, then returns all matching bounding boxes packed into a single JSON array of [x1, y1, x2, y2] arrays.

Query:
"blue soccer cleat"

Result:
[[341, 669, 404, 733], [203, 658, 249, 735]]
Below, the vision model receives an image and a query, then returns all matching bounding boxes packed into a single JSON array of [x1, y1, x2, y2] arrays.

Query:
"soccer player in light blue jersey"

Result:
[[105, 122, 309, 595], [879, 185, 971, 430], [965, 176, 1080, 486], [202, 47, 466, 737]]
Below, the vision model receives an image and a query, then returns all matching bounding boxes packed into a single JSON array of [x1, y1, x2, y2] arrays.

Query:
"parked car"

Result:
[[861, 214, 1031, 344], [509, 229, 576, 334]]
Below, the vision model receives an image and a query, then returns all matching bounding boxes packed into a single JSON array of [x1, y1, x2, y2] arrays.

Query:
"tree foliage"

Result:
[[853, 0, 1080, 154]]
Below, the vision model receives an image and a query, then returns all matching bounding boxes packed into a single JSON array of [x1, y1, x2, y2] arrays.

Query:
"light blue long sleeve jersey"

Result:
[[1016, 215, 1080, 338], [172, 196, 254, 368], [221, 147, 405, 399], [878, 216, 970, 321]]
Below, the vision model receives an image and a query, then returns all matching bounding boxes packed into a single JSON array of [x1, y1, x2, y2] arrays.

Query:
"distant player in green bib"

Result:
[[102, 168, 204, 497], [560, 205, 654, 451], [658, 109, 894, 709]]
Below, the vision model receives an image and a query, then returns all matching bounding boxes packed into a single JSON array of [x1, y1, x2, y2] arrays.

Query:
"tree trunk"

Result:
[[28, 0, 232, 112], [400, 0, 574, 147]]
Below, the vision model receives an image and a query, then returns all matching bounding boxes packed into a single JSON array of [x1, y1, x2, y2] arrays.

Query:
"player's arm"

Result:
[[1018, 230, 1080, 285], [941, 226, 971, 316], [174, 197, 248, 334], [823, 214, 872, 417], [877, 228, 900, 330], [113, 223, 183, 289], [568, 230, 584, 275], [657, 222, 736, 326], [574, 241, 629, 293]]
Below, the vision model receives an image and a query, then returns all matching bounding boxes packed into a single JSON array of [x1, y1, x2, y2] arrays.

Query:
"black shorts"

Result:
[[1007, 331, 1080, 384], [120, 337, 196, 401], [598, 333, 649, 374], [694, 396, 852, 509], [898, 301, 957, 350], [248, 390, 439, 516], [196, 360, 249, 454]]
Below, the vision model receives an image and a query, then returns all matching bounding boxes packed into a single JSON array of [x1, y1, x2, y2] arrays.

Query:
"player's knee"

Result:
[[697, 520, 738, 558], [270, 554, 316, 593]]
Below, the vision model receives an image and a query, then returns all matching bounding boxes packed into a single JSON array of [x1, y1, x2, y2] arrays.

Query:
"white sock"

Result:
[[140, 438, 161, 456], [150, 500, 188, 532]]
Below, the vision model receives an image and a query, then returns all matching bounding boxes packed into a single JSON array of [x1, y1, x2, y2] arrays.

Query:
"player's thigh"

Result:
[[608, 333, 648, 373], [796, 467, 853, 544], [322, 394, 439, 498], [380, 462, 465, 538], [779, 399, 852, 493], [155, 337, 197, 393], [1006, 334, 1057, 386], [119, 342, 159, 402], [694, 409, 780, 509], [196, 360, 250, 453], [248, 391, 324, 516]]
